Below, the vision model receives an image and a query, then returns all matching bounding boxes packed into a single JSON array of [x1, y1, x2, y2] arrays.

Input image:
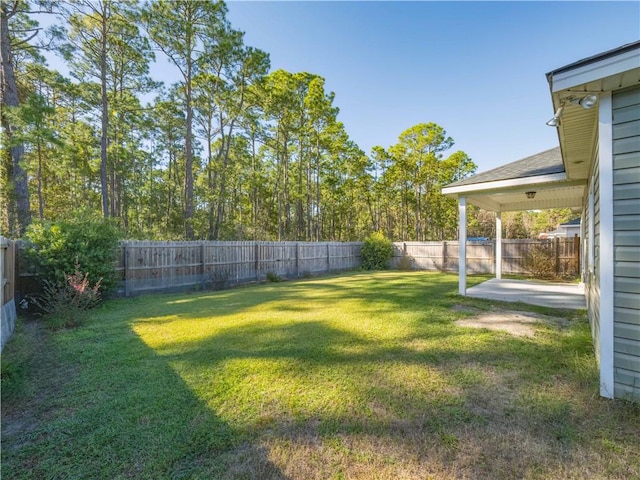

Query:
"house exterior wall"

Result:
[[612, 86, 640, 401], [585, 153, 601, 367]]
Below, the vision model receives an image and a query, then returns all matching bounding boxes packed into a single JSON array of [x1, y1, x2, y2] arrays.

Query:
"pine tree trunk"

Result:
[[99, 4, 109, 218], [1, 3, 31, 234]]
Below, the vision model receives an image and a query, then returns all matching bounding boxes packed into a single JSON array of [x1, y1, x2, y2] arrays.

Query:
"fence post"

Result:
[[491, 240, 495, 276], [254, 242, 259, 281], [295, 242, 300, 278], [574, 235, 580, 275], [326, 243, 330, 272], [555, 237, 560, 276], [201, 241, 206, 287], [123, 243, 130, 297], [442, 241, 447, 272]]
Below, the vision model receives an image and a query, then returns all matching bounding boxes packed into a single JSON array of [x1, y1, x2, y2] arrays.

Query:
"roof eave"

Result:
[[546, 42, 640, 180], [442, 172, 568, 196]]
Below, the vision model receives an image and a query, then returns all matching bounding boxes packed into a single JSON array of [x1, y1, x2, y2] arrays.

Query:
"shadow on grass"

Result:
[[150, 314, 618, 478], [1, 317, 288, 479]]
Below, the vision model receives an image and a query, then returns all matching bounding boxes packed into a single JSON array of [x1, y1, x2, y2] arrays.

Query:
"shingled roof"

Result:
[[447, 147, 564, 188]]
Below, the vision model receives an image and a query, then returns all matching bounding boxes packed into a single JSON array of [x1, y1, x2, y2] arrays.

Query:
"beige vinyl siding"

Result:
[[612, 86, 640, 401]]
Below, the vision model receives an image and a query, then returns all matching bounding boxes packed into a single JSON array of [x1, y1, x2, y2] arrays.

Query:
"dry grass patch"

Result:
[[453, 304, 566, 338]]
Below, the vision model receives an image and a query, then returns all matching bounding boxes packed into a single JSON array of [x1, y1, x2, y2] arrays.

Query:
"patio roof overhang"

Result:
[[441, 148, 586, 212], [441, 174, 585, 212]]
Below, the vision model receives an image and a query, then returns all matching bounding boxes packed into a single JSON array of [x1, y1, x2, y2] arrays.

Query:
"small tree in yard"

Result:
[[361, 232, 393, 270]]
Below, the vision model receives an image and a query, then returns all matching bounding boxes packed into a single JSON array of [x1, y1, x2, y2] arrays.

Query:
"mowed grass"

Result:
[[2, 271, 639, 479]]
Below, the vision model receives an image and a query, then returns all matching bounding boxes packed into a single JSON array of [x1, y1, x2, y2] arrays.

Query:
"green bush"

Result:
[[361, 232, 393, 270], [265, 271, 283, 282], [23, 215, 121, 294]]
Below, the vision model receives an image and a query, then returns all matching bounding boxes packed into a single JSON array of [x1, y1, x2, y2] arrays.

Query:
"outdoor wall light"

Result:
[[525, 191, 537, 199], [571, 93, 598, 109], [546, 107, 563, 127], [546, 93, 599, 127]]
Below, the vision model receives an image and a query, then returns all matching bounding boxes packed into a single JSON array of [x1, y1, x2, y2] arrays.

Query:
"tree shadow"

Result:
[[145, 307, 608, 478], [1, 316, 289, 479]]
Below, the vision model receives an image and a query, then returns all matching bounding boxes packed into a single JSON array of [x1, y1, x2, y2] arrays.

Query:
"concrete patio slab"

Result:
[[466, 278, 586, 310]]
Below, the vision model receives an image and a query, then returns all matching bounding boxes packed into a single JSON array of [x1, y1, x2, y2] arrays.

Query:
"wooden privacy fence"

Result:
[[116, 241, 363, 296], [391, 238, 580, 277], [1, 237, 17, 351], [13, 238, 581, 300]]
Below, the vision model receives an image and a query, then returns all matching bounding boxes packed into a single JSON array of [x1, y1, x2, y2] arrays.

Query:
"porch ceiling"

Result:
[[452, 177, 586, 213]]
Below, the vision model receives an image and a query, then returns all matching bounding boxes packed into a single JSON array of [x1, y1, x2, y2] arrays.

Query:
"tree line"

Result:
[[1, 0, 571, 242]]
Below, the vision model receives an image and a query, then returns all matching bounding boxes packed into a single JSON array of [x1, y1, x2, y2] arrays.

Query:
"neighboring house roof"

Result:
[[445, 147, 564, 188], [561, 218, 581, 227]]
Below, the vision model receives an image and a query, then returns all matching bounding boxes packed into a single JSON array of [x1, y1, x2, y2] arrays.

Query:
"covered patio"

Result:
[[467, 278, 585, 310], [442, 147, 586, 310]]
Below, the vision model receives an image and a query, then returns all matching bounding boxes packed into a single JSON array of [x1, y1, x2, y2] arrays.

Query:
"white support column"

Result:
[[598, 91, 615, 399], [495, 212, 502, 280], [458, 197, 467, 295]]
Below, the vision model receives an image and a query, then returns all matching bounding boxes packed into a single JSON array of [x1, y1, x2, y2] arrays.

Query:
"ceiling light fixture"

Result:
[[525, 191, 536, 199]]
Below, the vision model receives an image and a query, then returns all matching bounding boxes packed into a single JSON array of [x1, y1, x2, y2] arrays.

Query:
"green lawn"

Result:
[[2, 271, 639, 479]]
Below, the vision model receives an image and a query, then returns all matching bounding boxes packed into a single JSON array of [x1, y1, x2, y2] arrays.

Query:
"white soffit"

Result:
[[466, 183, 585, 212]]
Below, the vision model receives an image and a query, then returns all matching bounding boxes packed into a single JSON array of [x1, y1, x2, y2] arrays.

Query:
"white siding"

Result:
[[612, 86, 640, 401]]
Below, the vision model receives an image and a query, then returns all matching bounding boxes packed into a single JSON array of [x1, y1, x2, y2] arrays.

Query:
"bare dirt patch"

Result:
[[453, 305, 564, 337]]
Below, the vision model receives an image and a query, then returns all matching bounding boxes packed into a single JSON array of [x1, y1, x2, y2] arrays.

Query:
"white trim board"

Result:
[[598, 92, 615, 399]]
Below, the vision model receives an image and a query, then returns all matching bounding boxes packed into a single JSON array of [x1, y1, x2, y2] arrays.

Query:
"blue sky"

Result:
[[37, 1, 639, 174], [221, 1, 639, 172]]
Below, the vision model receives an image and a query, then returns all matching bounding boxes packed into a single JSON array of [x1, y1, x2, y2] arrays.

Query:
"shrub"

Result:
[[397, 254, 414, 271], [523, 242, 557, 280], [265, 271, 283, 282], [23, 215, 121, 294], [30, 265, 102, 329], [361, 232, 393, 270]]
